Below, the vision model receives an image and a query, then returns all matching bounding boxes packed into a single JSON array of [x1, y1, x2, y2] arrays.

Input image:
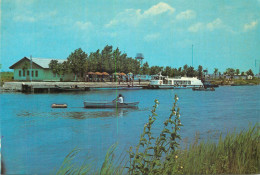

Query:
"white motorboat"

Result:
[[149, 73, 203, 89]]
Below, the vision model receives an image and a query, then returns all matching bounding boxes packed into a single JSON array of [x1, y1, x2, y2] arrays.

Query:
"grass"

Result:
[[56, 97, 260, 174], [233, 78, 260, 85], [0, 72, 14, 86], [0, 72, 14, 82], [174, 125, 260, 174], [56, 144, 125, 175]]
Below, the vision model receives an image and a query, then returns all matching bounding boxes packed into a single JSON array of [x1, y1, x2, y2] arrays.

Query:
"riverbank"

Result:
[[210, 78, 260, 86]]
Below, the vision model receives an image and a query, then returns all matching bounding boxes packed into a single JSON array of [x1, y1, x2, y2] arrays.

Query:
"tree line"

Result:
[[49, 45, 255, 80]]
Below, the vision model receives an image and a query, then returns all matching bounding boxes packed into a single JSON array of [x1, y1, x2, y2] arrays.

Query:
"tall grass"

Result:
[[56, 144, 125, 175], [174, 125, 260, 174], [56, 96, 259, 174]]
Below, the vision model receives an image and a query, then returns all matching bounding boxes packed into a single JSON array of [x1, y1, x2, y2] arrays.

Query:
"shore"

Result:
[[208, 79, 260, 86]]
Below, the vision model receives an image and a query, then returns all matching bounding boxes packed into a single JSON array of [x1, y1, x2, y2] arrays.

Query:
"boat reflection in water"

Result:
[[84, 101, 139, 108], [64, 108, 137, 119]]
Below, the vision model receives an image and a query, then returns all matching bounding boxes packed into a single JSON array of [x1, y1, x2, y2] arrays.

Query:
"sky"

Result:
[[1, 0, 260, 74]]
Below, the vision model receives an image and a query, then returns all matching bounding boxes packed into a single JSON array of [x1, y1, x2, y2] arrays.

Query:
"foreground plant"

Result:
[[175, 124, 260, 174], [128, 94, 183, 174]]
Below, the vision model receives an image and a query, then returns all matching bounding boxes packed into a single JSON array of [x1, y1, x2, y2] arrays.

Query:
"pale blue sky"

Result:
[[1, 0, 260, 73]]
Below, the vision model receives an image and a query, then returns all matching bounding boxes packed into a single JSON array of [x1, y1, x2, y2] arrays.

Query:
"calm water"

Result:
[[1, 86, 259, 174]]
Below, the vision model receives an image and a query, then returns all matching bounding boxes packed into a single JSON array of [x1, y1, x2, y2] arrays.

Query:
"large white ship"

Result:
[[149, 73, 203, 89]]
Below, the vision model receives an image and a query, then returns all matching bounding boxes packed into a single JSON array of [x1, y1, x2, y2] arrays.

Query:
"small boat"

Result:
[[84, 101, 139, 108], [51, 104, 68, 108], [192, 87, 215, 91]]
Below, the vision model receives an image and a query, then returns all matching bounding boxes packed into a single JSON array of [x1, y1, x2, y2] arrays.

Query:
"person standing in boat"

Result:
[[113, 94, 124, 103]]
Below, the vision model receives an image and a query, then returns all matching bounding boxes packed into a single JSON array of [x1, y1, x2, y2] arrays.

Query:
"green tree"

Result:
[[172, 68, 180, 77], [141, 62, 150, 75], [162, 66, 172, 76], [241, 72, 245, 76], [214, 68, 218, 78], [150, 66, 163, 75], [49, 60, 60, 75], [235, 69, 240, 75], [67, 48, 88, 80], [246, 69, 254, 76], [225, 68, 235, 76], [197, 65, 203, 79], [186, 66, 196, 77]]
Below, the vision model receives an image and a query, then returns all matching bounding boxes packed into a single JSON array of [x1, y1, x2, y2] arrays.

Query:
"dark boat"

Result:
[[192, 87, 215, 91]]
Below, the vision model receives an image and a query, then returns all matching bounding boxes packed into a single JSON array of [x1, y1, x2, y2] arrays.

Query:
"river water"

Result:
[[1, 86, 259, 174]]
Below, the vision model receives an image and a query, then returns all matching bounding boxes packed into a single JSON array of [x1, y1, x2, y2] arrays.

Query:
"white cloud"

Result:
[[207, 18, 223, 31], [143, 2, 175, 17], [244, 20, 258, 31], [188, 18, 226, 32], [105, 2, 174, 28], [105, 19, 119, 28], [144, 33, 161, 41], [105, 9, 142, 28], [75, 21, 93, 30], [188, 22, 204, 32], [176, 10, 196, 20]]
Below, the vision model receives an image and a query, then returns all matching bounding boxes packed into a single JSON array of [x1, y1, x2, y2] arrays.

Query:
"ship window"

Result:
[[188, 81, 191, 85], [19, 70, 21, 77]]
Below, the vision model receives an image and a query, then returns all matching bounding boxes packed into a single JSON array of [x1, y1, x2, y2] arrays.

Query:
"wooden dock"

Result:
[[2, 81, 149, 93]]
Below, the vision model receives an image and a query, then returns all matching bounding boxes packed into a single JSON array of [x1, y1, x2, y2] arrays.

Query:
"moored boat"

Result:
[[51, 103, 68, 108], [149, 73, 203, 89], [84, 101, 139, 108]]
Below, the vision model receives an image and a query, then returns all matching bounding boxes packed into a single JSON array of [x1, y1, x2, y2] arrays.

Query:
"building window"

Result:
[[36, 70, 38, 77], [31, 71, 34, 77], [27, 70, 29, 76], [19, 70, 21, 77], [23, 70, 25, 77], [53, 73, 56, 77]]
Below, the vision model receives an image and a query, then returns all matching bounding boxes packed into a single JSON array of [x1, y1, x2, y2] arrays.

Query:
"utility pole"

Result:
[[30, 55, 32, 82]]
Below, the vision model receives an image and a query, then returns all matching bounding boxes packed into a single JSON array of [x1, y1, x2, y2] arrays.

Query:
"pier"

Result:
[[2, 81, 150, 93]]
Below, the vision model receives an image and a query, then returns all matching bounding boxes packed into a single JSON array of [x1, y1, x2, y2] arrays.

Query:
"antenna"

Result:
[[192, 44, 193, 67]]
